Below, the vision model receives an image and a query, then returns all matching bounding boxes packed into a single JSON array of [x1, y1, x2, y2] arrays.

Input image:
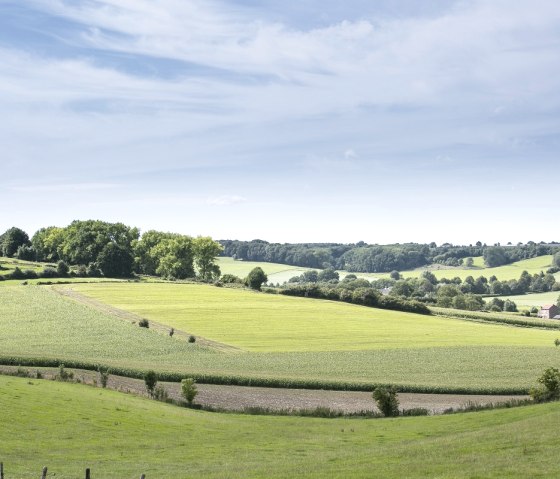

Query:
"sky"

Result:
[[1, 0, 559, 245]]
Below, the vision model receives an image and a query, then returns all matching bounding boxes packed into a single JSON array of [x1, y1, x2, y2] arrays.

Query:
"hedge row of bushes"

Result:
[[0, 262, 103, 281], [0, 356, 528, 395], [278, 284, 431, 315]]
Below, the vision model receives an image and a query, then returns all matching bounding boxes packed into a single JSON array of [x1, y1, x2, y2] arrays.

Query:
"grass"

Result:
[[69, 283, 560, 353], [219, 254, 558, 283], [493, 291, 560, 309], [217, 256, 311, 284], [1, 375, 560, 478], [2, 285, 560, 392]]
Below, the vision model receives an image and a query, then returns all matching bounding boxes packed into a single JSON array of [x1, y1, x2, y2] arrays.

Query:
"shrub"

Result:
[[138, 318, 149, 328], [153, 385, 168, 401], [372, 386, 400, 417], [169, 327, 175, 337], [55, 364, 73, 382], [401, 407, 429, 416], [555, 338, 560, 347], [39, 267, 58, 278], [98, 367, 110, 388], [57, 260, 69, 276], [188, 335, 196, 343], [181, 378, 198, 405], [221, 274, 243, 284], [245, 267, 267, 290], [144, 370, 158, 397], [75, 264, 88, 277], [530, 367, 560, 403]]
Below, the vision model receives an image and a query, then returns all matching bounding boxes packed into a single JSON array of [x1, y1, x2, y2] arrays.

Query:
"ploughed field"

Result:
[[1, 284, 559, 392], [1, 375, 560, 478]]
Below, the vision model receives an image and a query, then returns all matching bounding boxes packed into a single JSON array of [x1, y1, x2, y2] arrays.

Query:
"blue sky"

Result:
[[1, 0, 559, 244]]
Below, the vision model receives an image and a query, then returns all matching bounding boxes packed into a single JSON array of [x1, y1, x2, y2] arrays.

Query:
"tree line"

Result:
[[0, 221, 223, 280], [220, 239, 559, 273]]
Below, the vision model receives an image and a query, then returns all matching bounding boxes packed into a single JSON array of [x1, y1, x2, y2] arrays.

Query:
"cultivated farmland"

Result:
[[2, 285, 559, 392]]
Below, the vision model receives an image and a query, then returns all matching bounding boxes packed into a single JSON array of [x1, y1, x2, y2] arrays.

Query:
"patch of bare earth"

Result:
[[0, 366, 527, 414]]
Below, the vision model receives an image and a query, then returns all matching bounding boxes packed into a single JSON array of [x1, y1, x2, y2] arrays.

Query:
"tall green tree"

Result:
[[97, 242, 134, 277], [246, 267, 267, 290], [193, 236, 223, 281], [32, 226, 65, 261], [1, 227, 30, 257], [153, 236, 195, 279]]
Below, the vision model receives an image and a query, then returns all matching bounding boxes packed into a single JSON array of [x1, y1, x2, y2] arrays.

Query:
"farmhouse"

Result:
[[537, 304, 560, 319]]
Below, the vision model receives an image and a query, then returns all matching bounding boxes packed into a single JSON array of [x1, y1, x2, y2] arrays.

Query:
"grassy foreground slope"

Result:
[[1, 286, 559, 391], [1, 376, 560, 478], [69, 283, 559, 353]]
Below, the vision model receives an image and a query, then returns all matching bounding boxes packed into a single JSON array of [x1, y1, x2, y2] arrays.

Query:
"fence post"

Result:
[[85, 468, 91, 479], [1, 461, 4, 479], [140, 475, 146, 479], [41, 466, 48, 479]]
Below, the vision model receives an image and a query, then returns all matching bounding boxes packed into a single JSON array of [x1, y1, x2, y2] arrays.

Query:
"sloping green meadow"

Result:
[[1, 285, 559, 391], [1, 376, 560, 478], [70, 283, 558, 353]]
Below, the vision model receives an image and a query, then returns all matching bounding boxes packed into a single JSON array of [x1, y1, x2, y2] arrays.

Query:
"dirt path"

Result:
[[51, 285, 242, 353], [1, 366, 527, 414]]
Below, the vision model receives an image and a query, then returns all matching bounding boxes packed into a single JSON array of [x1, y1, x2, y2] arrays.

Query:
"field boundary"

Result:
[[0, 356, 530, 395]]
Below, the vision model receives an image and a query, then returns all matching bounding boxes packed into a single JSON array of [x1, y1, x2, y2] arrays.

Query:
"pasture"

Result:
[[217, 256, 311, 284], [494, 291, 560, 310], [1, 375, 560, 478], [1, 285, 558, 391]]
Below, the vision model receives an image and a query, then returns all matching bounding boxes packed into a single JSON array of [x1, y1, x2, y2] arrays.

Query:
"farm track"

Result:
[[52, 286, 242, 353], [0, 366, 528, 414]]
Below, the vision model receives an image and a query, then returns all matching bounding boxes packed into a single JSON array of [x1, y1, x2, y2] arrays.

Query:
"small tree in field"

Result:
[[181, 378, 198, 405], [246, 267, 267, 291], [144, 370, 158, 397], [373, 386, 400, 417]]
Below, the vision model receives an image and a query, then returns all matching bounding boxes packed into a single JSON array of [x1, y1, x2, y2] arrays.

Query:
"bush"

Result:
[[98, 367, 110, 388], [221, 274, 243, 284], [245, 267, 267, 291], [401, 407, 429, 416], [530, 367, 560, 403], [188, 335, 196, 343], [39, 267, 58, 278], [181, 378, 198, 405], [57, 260, 69, 276], [138, 318, 149, 328], [153, 385, 168, 401], [372, 386, 400, 417], [144, 370, 158, 397], [55, 364, 73, 382]]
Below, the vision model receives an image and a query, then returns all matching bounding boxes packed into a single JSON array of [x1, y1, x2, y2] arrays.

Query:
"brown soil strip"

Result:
[[1, 366, 528, 415], [51, 286, 242, 353]]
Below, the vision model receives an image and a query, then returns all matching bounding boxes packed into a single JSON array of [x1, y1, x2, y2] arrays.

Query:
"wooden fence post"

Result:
[[85, 468, 91, 479], [1, 461, 4, 479], [41, 466, 48, 479], [140, 474, 146, 479]]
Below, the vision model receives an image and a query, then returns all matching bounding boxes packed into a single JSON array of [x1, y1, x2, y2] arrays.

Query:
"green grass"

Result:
[[493, 291, 560, 310], [70, 283, 560, 353], [376, 255, 556, 281], [217, 256, 311, 284], [2, 285, 560, 391], [1, 375, 560, 478]]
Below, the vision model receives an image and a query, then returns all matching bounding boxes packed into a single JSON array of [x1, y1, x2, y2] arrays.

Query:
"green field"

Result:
[[70, 283, 559, 353], [1, 375, 559, 478], [217, 256, 311, 284], [494, 291, 560, 310], [218, 255, 557, 283], [2, 284, 559, 391]]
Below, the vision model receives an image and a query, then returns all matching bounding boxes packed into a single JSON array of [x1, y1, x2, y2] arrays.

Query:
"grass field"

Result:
[[69, 283, 560, 353], [217, 256, 311, 284], [1, 284, 558, 391], [1, 375, 559, 478], [218, 255, 557, 283], [494, 291, 560, 310]]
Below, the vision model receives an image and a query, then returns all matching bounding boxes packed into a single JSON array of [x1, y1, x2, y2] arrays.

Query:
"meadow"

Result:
[[218, 255, 557, 283], [493, 291, 559, 310], [2, 285, 559, 392], [1, 375, 560, 478]]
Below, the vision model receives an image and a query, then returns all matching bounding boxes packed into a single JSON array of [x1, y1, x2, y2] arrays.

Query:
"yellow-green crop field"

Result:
[[2, 284, 559, 392], [70, 283, 559, 353], [2, 375, 560, 478]]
